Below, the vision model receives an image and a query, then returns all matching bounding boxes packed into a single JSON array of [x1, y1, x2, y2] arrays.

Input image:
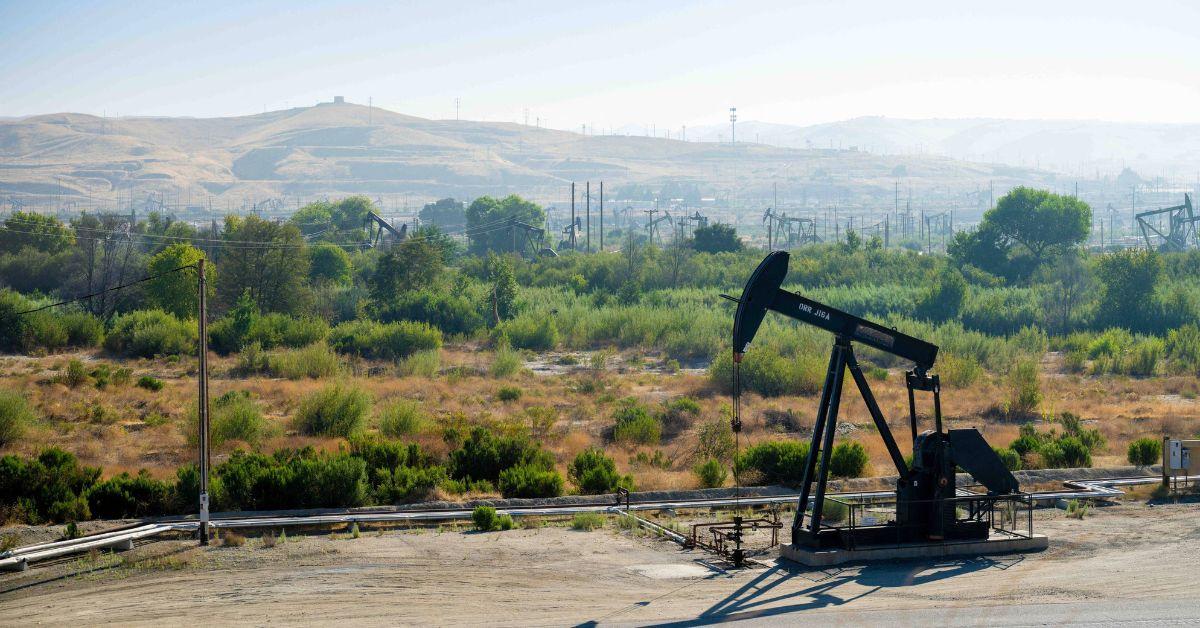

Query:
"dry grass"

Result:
[[1, 347, 1196, 487]]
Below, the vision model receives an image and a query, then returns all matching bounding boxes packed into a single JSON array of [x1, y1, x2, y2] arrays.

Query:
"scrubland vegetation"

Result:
[[0, 190, 1197, 524]]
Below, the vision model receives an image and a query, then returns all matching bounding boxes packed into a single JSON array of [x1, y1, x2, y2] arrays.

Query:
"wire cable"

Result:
[[13, 263, 198, 316]]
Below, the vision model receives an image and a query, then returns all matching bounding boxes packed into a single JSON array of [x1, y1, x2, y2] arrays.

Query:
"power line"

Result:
[[13, 263, 198, 316]]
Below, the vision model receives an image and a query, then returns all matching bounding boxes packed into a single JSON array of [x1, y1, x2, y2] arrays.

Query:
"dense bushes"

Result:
[[86, 470, 173, 520], [694, 458, 728, 488], [294, 383, 372, 437], [1010, 416, 1105, 469], [328, 319, 442, 361], [375, 290, 485, 337], [0, 390, 33, 446], [448, 427, 555, 484], [0, 448, 101, 523], [1127, 437, 1162, 466], [611, 398, 662, 445], [498, 464, 564, 498], [568, 448, 632, 494], [737, 441, 811, 486], [829, 442, 869, 478], [0, 291, 102, 353], [105, 309, 196, 358], [376, 399, 427, 438], [216, 449, 368, 511], [207, 391, 273, 446], [709, 346, 824, 397]]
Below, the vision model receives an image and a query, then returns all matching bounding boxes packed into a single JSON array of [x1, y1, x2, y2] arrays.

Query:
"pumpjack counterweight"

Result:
[[729, 252, 1021, 550]]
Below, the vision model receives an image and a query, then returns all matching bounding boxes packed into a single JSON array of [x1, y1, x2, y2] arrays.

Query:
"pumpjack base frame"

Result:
[[780, 533, 1048, 567]]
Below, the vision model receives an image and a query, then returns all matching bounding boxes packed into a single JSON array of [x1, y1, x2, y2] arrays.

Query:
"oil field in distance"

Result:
[[2, 1, 1200, 625]]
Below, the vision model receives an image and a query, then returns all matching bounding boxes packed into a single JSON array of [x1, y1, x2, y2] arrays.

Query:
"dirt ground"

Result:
[[3, 499, 1200, 626]]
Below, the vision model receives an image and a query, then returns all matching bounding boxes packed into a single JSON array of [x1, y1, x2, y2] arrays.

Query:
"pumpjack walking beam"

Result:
[[730, 251, 940, 545]]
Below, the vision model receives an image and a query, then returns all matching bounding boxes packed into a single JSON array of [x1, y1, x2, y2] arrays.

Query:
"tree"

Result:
[[66, 213, 144, 320], [216, 215, 311, 314], [915, 267, 966, 322], [419, 198, 466, 229], [0, 211, 74, 254], [145, 243, 210, 319], [691, 223, 742, 254], [1037, 252, 1094, 334], [1094, 249, 1162, 332], [484, 253, 518, 324], [290, 196, 376, 243], [465, 195, 546, 255], [309, 243, 352, 286], [984, 187, 1091, 264], [369, 238, 444, 305]]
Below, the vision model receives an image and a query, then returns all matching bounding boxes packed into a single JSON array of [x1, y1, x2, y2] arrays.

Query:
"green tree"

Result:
[[484, 253, 519, 324], [915, 267, 966, 322], [984, 187, 1091, 264], [369, 238, 444, 304], [419, 198, 466, 229], [145, 243, 210, 319], [1094, 248, 1162, 332], [465, 195, 546, 255], [0, 211, 74, 254], [309, 243, 352, 286], [691, 223, 742, 254], [290, 196, 376, 243], [216, 215, 311, 313]]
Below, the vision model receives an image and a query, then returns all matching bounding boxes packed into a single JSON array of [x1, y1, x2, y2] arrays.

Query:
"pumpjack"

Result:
[[1137, 194, 1198, 252], [729, 252, 1020, 549]]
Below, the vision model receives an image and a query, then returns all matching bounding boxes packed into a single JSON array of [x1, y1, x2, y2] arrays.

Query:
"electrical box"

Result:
[[1167, 439, 1199, 472]]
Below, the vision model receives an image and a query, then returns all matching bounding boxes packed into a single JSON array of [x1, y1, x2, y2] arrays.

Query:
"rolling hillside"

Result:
[[0, 101, 1052, 215]]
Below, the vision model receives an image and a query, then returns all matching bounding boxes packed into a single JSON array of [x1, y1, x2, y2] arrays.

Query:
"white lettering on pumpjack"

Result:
[[797, 302, 830, 320]]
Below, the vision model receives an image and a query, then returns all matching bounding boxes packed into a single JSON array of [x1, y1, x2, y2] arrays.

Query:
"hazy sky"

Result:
[[2, 0, 1198, 129]]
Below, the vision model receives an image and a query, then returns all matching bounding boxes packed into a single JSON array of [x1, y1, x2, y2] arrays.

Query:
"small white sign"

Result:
[[1170, 440, 1183, 470]]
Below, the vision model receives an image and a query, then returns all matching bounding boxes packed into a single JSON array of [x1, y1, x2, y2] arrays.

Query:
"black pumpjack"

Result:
[[728, 252, 1020, 549]]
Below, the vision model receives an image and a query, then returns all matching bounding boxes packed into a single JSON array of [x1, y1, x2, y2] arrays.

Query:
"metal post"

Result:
[[599, 182, 604, 252], [808, 344, 848, 542], [793, 342, 843, 544], [586, 181, 591, 253], [197, 258, 210, 546], [570, 183, 576, 250]]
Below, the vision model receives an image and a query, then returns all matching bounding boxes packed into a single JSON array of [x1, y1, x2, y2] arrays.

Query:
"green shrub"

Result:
[[448, 427, 555, 484], [570, 512, 605, 531], [86, 470, 173, 520], [0, 448, 101, 524], [1127, 437, 1162, 466], [696, 419, 735, 461], [294, 383, 372, 438], [611, 398, 662, 445], [939, 352, 982, 388], [376, 400, 427, 438], [63, 359, 88, 388], [137, 375, 164, 391], [499, 315, 559, 351], [371, 464, 447, 503], [0, 390, 33, 446], [709, 346, 823, 397], [821, 498, 848, 523], [266, 343, 342, 379], [1041, 436, 1092, 468], [214, 448, 368, 511], [659, 396, 702, 438], [694, 458, 727, 488], [376, 289, 485, 337], [498, 464, 563, 498], [569, 448, 632, 494], [496, 386, 522, 402], [490, 342, 522, 378], [829, 441, 869, 478], [328, 320, 442, 361], [993, 447, 1021, 471], [472, 505, 498, 531], [737, 441, 811, 486], [247, 313, 328, 350], [59, 312, 104, 348], [496, 513, 515, 530], [105, 310, 196, 358], [1006, 358, 1041, 416], [209, 392, 272, 446], [396, 349, 440, 377]]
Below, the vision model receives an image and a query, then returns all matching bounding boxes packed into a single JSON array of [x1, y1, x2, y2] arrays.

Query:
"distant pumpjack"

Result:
[[1137, 194, 1198, 252]]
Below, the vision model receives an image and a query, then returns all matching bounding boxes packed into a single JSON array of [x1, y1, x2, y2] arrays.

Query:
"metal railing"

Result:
[[821, 491, 1035, 550]]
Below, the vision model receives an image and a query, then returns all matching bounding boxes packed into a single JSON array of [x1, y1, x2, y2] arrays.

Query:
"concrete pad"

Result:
[[781, 534, 1049, 567]]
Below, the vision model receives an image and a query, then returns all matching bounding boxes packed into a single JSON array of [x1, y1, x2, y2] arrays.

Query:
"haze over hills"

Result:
[[0, 100, 1059, 217], [684, 117, 1200, 176]]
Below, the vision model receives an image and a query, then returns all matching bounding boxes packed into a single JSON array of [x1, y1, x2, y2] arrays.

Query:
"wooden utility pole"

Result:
[[197, 258, 211, 546], [570, 183, 576, 250], [599, 182, 604, 252], [586, 181, 591, 253]]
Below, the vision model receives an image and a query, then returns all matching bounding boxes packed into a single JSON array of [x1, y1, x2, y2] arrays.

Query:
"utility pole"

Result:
[[197, 258, 211, 546], [570, 183, 576, 250], [455, 98, 460, 121], [729, 107, 737, 144], [586, 181, 591, 253], [599, 181, 604, 252]]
